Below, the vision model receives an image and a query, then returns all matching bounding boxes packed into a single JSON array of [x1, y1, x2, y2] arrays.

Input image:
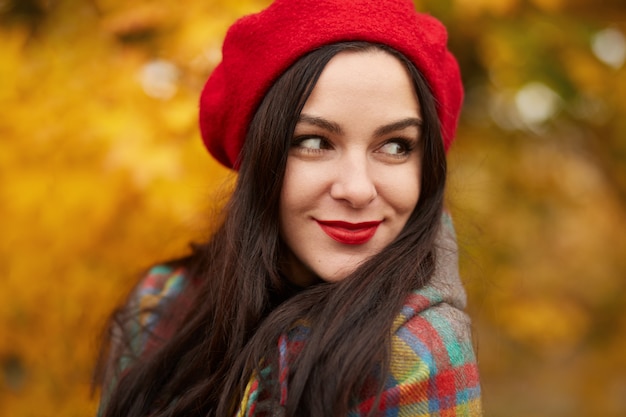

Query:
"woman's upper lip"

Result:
[[315, 220, 382, 230]]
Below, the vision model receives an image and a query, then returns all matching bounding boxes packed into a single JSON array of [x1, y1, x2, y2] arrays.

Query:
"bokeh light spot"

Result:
[[139, 59, 180, 100], [592, 27, 626, 69], [515, 82, 560, 126]]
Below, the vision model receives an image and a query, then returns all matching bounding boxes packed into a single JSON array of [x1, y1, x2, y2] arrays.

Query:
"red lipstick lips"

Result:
[[316, 220, 382, 245]]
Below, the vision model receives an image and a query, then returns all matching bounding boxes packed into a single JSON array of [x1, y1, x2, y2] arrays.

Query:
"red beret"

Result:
[[199, 0, 463, 169]]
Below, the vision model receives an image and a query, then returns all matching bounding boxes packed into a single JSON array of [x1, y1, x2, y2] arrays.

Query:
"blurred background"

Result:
[[0, 0, 625, 415]]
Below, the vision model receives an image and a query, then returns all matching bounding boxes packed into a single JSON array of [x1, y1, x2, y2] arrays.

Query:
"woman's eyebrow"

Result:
[[297, 115, 422, 137], [297, 114, 343, 134], [374, 118, 422, 137]]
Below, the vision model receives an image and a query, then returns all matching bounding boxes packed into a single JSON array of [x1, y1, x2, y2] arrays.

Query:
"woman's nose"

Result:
[[329, 155, 377, 208]]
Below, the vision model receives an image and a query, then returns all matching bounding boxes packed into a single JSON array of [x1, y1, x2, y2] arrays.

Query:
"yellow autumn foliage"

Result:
[[1, 0, 625, 416]]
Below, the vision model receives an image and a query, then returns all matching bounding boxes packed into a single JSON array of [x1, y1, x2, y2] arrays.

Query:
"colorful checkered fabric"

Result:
[[99, 216, 482, 416]]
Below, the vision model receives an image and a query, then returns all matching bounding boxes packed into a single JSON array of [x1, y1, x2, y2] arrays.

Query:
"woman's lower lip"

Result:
[[316, 221, 380, 245]]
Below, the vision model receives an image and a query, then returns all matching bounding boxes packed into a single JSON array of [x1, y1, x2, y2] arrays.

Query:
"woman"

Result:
[[95, 0, 482, 416]]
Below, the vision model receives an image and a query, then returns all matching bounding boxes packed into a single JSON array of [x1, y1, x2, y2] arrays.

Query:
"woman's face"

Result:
[[279, 50, 422, 285]]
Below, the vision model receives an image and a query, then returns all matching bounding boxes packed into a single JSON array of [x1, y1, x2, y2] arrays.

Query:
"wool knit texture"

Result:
[[199, 0, 464, 169], [97, 214, 482, 416]]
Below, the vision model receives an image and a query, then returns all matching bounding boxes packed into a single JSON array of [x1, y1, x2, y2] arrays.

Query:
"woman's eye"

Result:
[[378, 140, 411, 156], [298, 137, 324, 150], [291, 137, 330, 154]]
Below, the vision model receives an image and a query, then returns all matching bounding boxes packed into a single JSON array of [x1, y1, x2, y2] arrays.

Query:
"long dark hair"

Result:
[[95, 41, 447, 417]]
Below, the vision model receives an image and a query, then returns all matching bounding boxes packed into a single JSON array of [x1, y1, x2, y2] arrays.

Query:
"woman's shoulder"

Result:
[[352, 299, 481, 416], [391, 290, 478, 383], [352, 214, 482, 415], [372, 297, 481, 416], [380, 233, 481, 416], [352, 290, 481, 416], [389, 210, 476, 368], [97, 265, 194, 416], [122, 264, 194, 357]]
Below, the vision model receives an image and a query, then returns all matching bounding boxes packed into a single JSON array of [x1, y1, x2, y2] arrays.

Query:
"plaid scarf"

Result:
[[99, 214, 482, 416]]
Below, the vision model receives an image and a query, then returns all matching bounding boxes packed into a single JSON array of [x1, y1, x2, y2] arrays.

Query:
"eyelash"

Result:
[[291, 136, 329, 154], [378, 138, 416, 158]]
